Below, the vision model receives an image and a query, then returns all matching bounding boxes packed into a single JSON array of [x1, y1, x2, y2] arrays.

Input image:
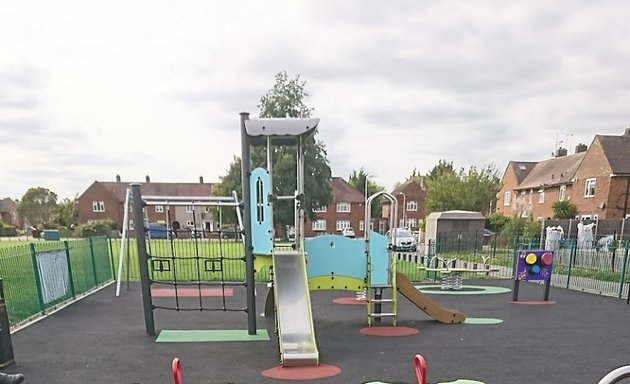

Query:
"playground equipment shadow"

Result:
[[6, 279, 630, 384]]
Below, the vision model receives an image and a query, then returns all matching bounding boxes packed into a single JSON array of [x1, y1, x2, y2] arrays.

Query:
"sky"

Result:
[[1, 1, 629, 201]]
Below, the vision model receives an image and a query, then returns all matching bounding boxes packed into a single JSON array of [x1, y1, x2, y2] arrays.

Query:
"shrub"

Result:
[[0, 222, 17, 237], [76, 219, 117, 238]]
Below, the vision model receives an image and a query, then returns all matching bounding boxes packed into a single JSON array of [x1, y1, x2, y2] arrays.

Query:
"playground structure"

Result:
[[130, 113, 465, 369]]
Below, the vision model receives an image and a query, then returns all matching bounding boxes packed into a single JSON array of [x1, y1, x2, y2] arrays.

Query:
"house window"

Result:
[[186, 205, 194, 213], [128, 219, 134, 230], [584, 178, 596, 197], [92, 201, 105, 212], [155, 205, 164, 213], [593, 214, 599, 221], [538, 189, 545, 203], [559, 185, 566, 201], [407, 218, 417, 228], [406, 201, 418, 211], [504, 192, 511, 206], [336, 220, 351, 231], [312, 220, 326, 231], [313, 206, 327, 213], [359, 220, 365, 231], [336, 202, 351, 213], [581, 215, 591, 220], [399, 219, 405, 227], [186, 220, 193, 227]]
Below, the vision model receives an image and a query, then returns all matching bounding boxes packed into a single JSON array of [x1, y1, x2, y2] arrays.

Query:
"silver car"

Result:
[[387, 228, 417, 251]]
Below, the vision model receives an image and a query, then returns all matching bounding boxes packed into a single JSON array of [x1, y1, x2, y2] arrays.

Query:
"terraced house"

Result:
[[497, 128, 630, 220]]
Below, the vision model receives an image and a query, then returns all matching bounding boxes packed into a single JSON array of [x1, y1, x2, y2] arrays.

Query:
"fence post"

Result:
[[107, 237, 116, 280], [64, 240, 76, 299], [566, 242, 576, 289], [88, 237, 98, 285], [617, 246, 628, 299], [28, 243, 45, 314]]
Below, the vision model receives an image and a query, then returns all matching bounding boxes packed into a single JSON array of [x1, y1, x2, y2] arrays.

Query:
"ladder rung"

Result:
[[369, 313, 396, 317]]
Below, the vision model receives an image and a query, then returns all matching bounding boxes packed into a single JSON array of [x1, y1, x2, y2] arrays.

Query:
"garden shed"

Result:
[[425, 210, 486, 254]]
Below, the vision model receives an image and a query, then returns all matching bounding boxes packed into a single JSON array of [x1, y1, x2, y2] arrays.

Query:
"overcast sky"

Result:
[[1, 1, 629, 200]]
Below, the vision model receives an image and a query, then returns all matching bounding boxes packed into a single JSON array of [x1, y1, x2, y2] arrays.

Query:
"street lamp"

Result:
[[397, 192, 406, 228]]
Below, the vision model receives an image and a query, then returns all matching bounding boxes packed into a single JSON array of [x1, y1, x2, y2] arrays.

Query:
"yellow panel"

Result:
[[308, 275, 365, 291], [254, 254, 273, 274]]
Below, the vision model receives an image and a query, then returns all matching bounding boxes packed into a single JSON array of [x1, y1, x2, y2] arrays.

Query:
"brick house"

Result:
[[0, 198, 20, 227], [497, 128, 630, 220], [380, 177, 427, 233], [77, 175, 215, 231], [304, 177, 366, 237]]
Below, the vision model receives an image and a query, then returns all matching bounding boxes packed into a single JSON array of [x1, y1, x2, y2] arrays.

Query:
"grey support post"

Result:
[[240, 112, 257, 335], [131, 183, 155, 336]]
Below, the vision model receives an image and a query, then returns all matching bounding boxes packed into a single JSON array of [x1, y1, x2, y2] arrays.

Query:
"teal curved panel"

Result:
[[305, 235, 366, 281], [250, 167, 272, 255], [369, 231, 390, 286]]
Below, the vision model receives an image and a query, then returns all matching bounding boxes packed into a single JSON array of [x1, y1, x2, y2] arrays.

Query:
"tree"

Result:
[[52, 197, 79, 228], [348, 168, 384, 217], [552, 200, 578, 219], [18, 187, 58, 227], [213, 71, 333, 234], [425, 161, 501, 216]]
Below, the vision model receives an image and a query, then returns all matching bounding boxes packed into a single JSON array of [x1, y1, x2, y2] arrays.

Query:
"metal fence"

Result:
[[394, 234, 630, 299], [0, 237, 113, 328]]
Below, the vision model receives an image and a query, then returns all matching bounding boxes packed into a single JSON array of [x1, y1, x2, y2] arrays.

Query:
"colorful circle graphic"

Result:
[[525, 253, 538, 265]]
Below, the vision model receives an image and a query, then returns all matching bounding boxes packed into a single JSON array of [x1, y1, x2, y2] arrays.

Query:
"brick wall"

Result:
[[571, 140, 613, 218], [78, 182, 123, 228], [305, 201, 365, 237]]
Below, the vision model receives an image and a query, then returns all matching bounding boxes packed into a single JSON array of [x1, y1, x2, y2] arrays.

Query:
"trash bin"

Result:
[[0, 280, 15, 368], [41, 229, 61, 241]]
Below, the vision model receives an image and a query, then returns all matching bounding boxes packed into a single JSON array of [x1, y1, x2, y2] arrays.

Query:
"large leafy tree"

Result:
[[18, 187, 58, 227], [348, 168, 384, 217], [213, 71, 333, 232], [52, 197, 79, 228], [425, 161, 501, 215]]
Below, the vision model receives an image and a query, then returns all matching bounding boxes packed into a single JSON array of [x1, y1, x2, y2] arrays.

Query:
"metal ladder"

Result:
[[364, 191, 399, 326]]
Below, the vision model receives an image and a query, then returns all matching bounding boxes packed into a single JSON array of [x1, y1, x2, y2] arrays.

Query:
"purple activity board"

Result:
[[516, 250, 553, 281]]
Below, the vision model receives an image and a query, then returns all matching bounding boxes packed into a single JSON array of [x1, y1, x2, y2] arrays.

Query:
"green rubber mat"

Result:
[[156, 329, 270, 343]]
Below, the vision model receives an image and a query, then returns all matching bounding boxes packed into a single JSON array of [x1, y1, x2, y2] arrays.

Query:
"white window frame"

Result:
[[538, 189, 545, 203], [359, 220, 365, 231], [407, 218, 417, 228], [336, 220, 351, 231], [593, 214, 599, 221], [155, 205, 164, 213], [406, 201, 418, 212], [399, 219, 405, 228], [584, 178, 596, 197], [581, 215, 591, 220], [92, 201, 105, 212], [313, 206, 327, 213], [312, 220, 327, 231], [336, 202, 351, 213], [559, 184, 566, 201], [504, 191, 511, 206], [186, 220, 193, 227], [185, 205, 194, 213]]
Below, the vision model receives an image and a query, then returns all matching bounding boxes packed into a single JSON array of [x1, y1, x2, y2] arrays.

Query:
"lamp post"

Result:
[[397, 192, 406, 228]]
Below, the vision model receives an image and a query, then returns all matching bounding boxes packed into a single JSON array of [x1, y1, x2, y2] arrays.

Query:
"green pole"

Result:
[[88, 237, 98, 285], [566, 242, 576, 289], [108, 237, 116, 280], [64, 240, 76, 299], [618, 247, 629, 299], [29, 243, 45, 314]]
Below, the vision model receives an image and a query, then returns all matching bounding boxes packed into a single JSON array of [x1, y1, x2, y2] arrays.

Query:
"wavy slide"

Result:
[[396, 272, 466, 324], [273, 250, 319, 366]]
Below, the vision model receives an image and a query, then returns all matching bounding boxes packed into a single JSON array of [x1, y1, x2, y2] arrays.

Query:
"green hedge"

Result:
[[0, 224, 17, 237]]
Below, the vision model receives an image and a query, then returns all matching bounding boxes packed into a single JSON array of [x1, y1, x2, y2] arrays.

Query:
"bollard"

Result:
[[0, 279, 15, 367]]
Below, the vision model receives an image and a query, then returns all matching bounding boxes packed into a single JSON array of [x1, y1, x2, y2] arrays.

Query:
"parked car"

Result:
[[386, 227, 417, 251], [147, 223, 174, 239], [342, 228, 356, 238]]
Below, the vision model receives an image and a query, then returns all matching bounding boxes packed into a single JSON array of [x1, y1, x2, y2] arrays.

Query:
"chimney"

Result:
[[575, 143, 587, 154], [115, 174, 121, 183], [145, 175, 150, 183], [199, 176, 204, 184], [555, 147, 567, 157]]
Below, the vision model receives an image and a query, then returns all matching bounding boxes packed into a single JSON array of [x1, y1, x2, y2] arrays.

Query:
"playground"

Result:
[[5, 277, 630, 383], [4, 115, 630, 383]]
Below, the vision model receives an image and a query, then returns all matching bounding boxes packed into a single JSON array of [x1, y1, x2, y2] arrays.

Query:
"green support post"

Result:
[[566, 243, 576, 289], [108, 237, 116, 280], [64, 241, 76, 299], [29, 243, 45, 314], [88, 237, 98, 285], [618, 247, 629, 299]]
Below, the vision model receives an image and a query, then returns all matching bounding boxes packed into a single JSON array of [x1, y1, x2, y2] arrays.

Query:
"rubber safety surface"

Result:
[[156, 329, 270, 342]]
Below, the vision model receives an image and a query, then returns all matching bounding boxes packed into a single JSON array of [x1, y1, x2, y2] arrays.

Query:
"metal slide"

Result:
[[273, 250, 319, 367]]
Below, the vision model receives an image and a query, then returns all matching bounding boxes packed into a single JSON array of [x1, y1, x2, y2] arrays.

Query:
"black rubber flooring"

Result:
[[6, 279, 630, 384]]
